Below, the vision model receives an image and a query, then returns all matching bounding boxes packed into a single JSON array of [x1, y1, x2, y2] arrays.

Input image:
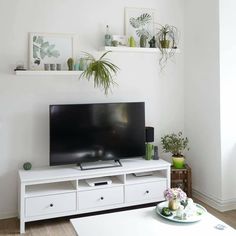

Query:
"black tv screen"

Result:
[[50, 102, 145, 166]]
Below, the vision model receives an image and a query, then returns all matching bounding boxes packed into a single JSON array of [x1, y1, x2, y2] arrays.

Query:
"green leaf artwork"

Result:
[[32, 36, 60, 65], [129, 13, 152, 39]]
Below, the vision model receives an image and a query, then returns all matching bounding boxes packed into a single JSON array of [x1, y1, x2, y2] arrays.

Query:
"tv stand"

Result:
[[18, 158, 170, 234], [79, 159, 122, 170]]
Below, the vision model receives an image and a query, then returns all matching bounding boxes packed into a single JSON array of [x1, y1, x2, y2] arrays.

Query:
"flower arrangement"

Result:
[[164, 188, 187, 201]]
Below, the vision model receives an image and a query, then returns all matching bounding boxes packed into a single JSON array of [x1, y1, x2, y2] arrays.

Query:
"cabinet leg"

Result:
[[20, 220, 25, 234]]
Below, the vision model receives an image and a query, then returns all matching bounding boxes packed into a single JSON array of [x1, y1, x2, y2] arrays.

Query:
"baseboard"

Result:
[[0, 211, 17, 220], [193, 189, 236, 212]]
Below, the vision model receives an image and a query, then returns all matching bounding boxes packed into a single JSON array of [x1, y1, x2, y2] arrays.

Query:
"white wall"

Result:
[[219, 0, 236, 207], [0, 0, 184, 218], [184, 0, 223, 207]]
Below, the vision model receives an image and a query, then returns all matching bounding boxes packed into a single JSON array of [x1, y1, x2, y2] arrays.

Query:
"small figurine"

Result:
[[149, 36, 156, 48]]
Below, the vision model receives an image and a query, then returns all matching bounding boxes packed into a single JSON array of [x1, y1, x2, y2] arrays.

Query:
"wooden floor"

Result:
[[0, 200, 235, 235]]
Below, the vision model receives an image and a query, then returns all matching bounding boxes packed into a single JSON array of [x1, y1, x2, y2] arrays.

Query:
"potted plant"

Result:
[[160, 131, 189, 169], [79, 51, 119, 95], [155, 24, 180, 69]]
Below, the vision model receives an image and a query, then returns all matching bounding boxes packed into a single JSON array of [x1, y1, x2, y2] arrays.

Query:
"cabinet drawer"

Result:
[[78, 186, 123, 210], [25, 192, 76, 217], [125, 181, 166, 203]]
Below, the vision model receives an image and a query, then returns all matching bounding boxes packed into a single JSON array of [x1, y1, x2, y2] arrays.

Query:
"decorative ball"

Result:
[[23, 162, 32, 171]]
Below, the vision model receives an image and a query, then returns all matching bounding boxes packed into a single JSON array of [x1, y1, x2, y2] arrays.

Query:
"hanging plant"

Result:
[[155, 24, 180, 70], [79, 51, 120, 95]]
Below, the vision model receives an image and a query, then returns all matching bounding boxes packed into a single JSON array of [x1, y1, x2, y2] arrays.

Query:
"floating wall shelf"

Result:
[[15, 70, 83, 76], [104, 46, 180, 53]]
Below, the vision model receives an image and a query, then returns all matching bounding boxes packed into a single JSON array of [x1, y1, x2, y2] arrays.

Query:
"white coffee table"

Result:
[[71, 206, 235, 236]]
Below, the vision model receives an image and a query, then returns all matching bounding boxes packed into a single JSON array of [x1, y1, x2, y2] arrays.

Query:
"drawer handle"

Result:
[[100, 197, 104, 200], [50, 203, 54, 207], [146, 190, 149, 194]]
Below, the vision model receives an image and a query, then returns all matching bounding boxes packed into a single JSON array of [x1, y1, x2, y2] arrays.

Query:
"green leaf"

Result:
[[50, 50, 60, 58], [47, 44, 56, 53], [36, 36, 43, 45], [129, 17, 140, 28], [136, 29, 150, 38], [129, 13, 152, 29], [40, 49, 46, 59], [33, 45, 39, 59], [41, 42, 49, 49]]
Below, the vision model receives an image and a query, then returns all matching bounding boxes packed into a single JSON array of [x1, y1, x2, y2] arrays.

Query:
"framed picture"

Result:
[[112, 35, 127, 46], [29, 33, 76, 70], [125, 7, 157, 45]]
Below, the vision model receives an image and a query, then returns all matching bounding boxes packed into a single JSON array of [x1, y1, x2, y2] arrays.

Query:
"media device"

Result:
[[153, 146, 159, 160], [133, 171, 154, 177], [85, 177, 112, 187], [145, 127, 154, 142], [50, 102, 145, 166]]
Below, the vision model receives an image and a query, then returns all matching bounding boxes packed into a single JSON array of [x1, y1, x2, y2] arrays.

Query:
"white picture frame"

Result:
[[125, 7, 157, 46], [29, 33, 76, 70], [112, 35, 127, 47]]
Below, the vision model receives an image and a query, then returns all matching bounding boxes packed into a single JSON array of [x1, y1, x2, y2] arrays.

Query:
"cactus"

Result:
[[67, 58, 74, 71]]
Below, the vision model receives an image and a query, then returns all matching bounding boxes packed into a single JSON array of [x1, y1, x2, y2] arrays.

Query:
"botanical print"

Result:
[[129, 13, 152, 38], [32, 35, 60, 66], [125, 8, 156, 45], [29, 33, 74, 70]]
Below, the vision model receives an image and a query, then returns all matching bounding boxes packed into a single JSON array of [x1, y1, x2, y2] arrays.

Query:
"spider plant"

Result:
[[79, 51, 119, 95], [155, 24, 180, 70]]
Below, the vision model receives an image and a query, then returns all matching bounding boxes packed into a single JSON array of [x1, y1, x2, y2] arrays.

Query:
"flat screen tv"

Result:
[[50, 102, 145, 166]]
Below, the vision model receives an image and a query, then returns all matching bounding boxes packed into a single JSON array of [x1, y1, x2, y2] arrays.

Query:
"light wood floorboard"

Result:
[[0, 201, 235, 235]]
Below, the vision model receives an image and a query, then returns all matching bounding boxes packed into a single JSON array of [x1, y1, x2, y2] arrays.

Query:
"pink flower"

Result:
[[164, 188, 187, 201]]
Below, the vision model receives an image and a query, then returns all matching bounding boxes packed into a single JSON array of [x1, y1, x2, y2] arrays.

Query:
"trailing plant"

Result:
[[161, 131, 189, 157], [79, 51, 119, 95], [155, 24, 180, 70]]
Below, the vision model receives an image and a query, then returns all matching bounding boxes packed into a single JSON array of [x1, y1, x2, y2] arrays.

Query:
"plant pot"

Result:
[[168, 199, 180, 211], [160, 40, 170, 48], [145, 143, 154, 160], [140, 35, 147, 48], [172, 156, 185, 169]]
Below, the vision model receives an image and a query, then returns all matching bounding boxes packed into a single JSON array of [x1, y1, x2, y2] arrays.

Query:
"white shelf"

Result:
[[25, 181, 76, 197], [104, 46, 180, 53], [15, 70, 83, 76]]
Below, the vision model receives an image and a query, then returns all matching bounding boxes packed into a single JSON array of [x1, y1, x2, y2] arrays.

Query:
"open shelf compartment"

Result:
[[126, 170, 167, 185], [78, 175, 124, 191], [25, 180, 77, 197]]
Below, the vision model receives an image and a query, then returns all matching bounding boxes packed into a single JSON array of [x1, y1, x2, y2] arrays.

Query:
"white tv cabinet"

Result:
[[18, 158, 171, 234]]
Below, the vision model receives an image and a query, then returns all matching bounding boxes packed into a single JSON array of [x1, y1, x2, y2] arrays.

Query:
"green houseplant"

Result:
[[161, 131, 189, 169], [155, 24, 180, 69], [79, 51, 119, 95]]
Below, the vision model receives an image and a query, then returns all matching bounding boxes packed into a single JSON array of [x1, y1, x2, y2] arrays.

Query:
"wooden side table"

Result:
[[171, 164, 192, 197]]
